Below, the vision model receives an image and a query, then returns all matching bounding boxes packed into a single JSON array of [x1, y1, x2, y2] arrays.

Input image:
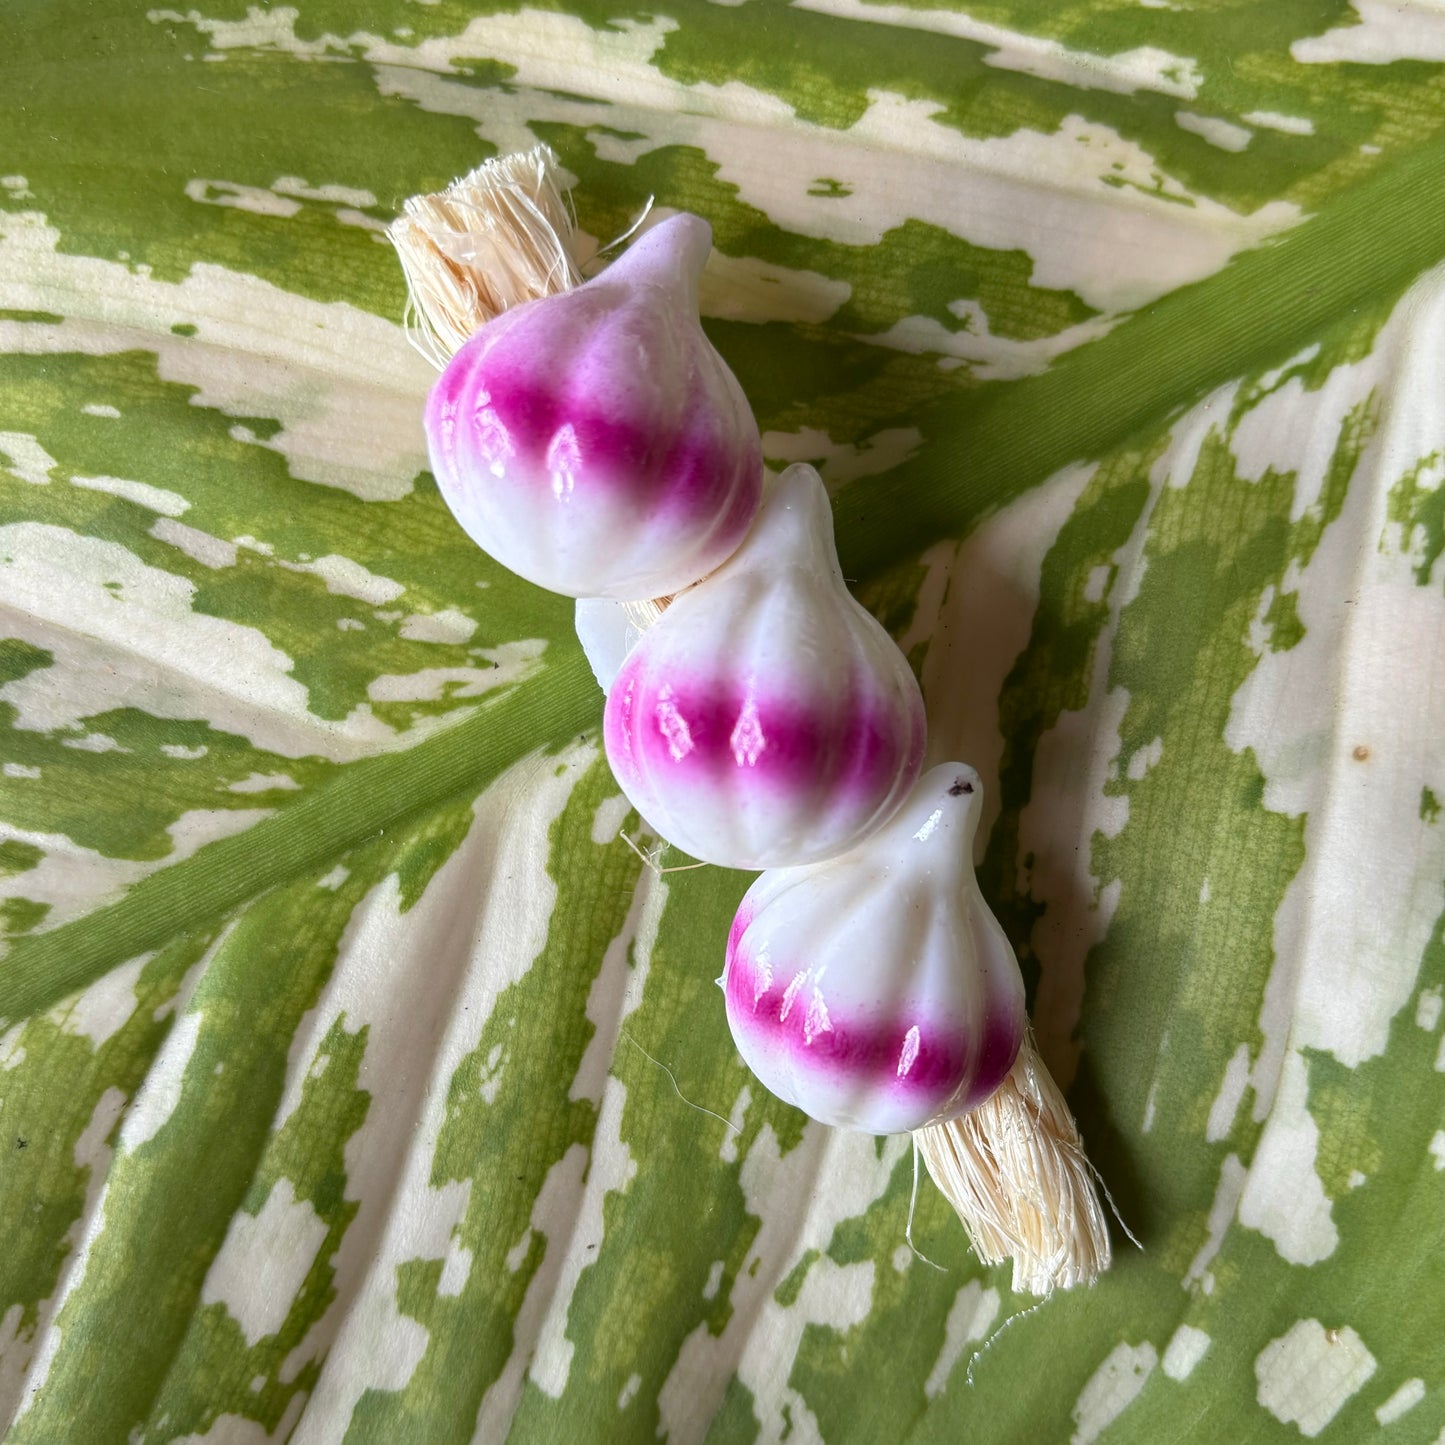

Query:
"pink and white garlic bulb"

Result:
[[722, 765, 1026, 1134], [603, 464, 926, 869], [425, 213, 762, 600]]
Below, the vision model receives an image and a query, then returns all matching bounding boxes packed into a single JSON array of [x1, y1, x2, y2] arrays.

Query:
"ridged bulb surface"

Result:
[[722, 765, 1027, 1134], [603, 464, 925, 869], [425, 213, 763, 600]]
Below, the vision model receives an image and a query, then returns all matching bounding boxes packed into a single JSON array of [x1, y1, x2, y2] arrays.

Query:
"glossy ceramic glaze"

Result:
[[603, 464, 926, 869], [574, 596, 645, 693], [425, 213, 763, 600], [722, 765, 1027, 1134]]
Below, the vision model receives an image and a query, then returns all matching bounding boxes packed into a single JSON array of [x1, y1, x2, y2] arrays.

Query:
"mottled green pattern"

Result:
[[4, 1, 1445, 1441]]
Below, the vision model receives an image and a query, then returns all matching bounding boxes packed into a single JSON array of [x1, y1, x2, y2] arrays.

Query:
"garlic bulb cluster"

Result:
[[722, 765, 1026, 1134], [393, 151, 1114, 1293], [603, 465, 926, 870], [424, 213, 763, 601]]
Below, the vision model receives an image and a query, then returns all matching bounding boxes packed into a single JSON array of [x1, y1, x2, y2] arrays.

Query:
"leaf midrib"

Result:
[[5, 132, 1445, 1022], [0, 662, 599, 1022], [832, 131, 1445, 578]]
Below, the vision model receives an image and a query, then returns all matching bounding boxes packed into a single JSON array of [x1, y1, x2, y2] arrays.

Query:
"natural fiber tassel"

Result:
[[914, 1032, 1111, 1295], [387, 143, 581, 367]]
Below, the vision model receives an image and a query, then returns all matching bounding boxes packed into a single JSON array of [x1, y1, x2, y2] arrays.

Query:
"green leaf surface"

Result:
[[3, 2, 1444, 1442]]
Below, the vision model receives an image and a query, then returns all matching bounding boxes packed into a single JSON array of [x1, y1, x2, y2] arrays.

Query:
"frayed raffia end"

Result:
[[621, 597, 670, 631], [915, 1033, 1111, 1296], [387, 144, 581, 368]]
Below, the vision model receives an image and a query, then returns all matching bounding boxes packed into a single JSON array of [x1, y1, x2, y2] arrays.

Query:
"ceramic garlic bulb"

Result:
[[424, 213, 763, 600], [603, 464, 926, 869], [722, 764, 1026, 1134]]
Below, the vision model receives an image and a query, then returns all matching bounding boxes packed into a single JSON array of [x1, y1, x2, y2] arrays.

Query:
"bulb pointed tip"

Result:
[[612, 212, 713, 295]]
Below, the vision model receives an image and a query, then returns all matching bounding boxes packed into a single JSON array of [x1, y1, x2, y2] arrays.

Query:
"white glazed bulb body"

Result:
[[425, 213, 763, 600], [574, 596, 645, 693], [722, 765, 1027, 1134], [603, 464, 926, 869]]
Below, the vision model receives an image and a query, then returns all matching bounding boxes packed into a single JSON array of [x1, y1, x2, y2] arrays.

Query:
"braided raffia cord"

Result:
[[388, 143, 582, 369], [915, 1032, 1112, 1295]]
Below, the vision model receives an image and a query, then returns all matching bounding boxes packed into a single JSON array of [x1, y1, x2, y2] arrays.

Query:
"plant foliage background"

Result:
[[3, 2, 1445, 1441]]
